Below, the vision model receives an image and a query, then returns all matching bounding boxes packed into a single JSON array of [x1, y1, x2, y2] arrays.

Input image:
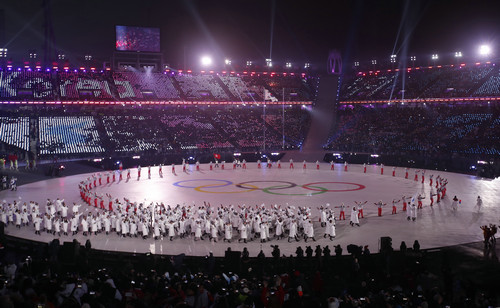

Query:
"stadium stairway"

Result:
[[284, 75, 338, 161], [213, 75, 238, 101]]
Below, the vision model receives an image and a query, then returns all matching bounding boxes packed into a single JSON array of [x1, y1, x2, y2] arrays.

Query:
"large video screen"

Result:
[[116, 26, 160, 52]]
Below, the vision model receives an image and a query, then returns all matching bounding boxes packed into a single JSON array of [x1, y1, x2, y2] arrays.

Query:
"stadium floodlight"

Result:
[[200, 56, 213, 66], [354, 61, 359, 67], [246, 60, 253, 66], [478, 45, 491, 56], [371, 59, 377, 65], [410, 56, 416, 61], [431, 54, 438, 60], [285, 62, 292, 68], [304, 62, 310, 69], [0, 48, 7, 58], [455, 51, 462, 58], [58, 54, 65, 60], [224, 59, 231, 65], [390, 54, 397, 63], [266, 58, 272, 67], [85, 55, 92, 61]]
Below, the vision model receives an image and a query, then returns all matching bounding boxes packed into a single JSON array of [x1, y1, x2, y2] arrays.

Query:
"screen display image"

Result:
[[116, 26, 160, 52]]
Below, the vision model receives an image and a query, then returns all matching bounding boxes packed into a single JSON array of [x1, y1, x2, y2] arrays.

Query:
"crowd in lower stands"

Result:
[[325, 104, 500, 156], [0, 106, 310, 157]]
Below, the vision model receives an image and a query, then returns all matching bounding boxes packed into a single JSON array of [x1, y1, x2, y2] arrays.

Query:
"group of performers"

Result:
[[0, 161, 457, 244]]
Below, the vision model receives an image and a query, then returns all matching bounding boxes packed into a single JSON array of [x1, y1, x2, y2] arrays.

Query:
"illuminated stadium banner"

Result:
[[116, 26, 160, 52]]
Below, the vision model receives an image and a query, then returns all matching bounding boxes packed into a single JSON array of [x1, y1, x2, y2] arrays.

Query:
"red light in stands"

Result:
[[460, 63, 466, 67], [105, 68, 111, 71], [178, 70, 183, 73], [79, 67, 85, 70], [230, 71, 235, 74], [187, 70, 192, 73], [90, 67, 95, 70], [209, 71, 214, 74], [475, 62, 480, 65], [222, 71, 226, 74], [200, 70, 205, 73], [387, 69, 391, 72]]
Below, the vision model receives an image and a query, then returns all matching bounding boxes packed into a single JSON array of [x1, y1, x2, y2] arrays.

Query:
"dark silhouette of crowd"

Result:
[[0, 233, 498, 308]]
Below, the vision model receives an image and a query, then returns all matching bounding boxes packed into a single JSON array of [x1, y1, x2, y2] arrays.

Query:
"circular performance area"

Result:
[[1, 162, 498, 257]]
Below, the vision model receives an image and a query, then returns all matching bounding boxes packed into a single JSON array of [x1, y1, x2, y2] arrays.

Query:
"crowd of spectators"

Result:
[[340, 64, 500, 101], [0, 106, 310, 158], [38, 116, 105, 155], [0, 117, 30, 152], [0, 71, 313, 102], [325, 104, 500, 157], [0, 233, 498, 308], [0, 71, 55, 100]]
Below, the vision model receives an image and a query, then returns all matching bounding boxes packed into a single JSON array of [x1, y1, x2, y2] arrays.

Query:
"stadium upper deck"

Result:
[[339, 62, 500, 104], [0, 69, 315, 105]]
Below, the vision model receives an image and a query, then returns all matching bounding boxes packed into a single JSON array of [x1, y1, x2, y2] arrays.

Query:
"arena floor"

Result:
[[1, 163, 499, 257]]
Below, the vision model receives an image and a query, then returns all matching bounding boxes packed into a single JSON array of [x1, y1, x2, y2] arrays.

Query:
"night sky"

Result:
[[1, 0, 500, 69]]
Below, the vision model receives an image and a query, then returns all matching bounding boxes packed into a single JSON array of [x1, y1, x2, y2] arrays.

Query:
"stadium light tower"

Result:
[[246, 60, 253, 67], [304, 62, 310, 69], [478, 45, 491, 56], [285, 62, 292, 68], [431, 54, 438, 65], [201, 56, 213, 66], [266, 58, 272, 67], [390, 54, 397, 63], [224, 59, 231, 65], [410, 56, 416, 68], [455, 51, 462, 58]]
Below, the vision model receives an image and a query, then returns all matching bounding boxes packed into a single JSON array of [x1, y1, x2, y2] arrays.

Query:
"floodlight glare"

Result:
[[431, 54, 439, 60], [455, 51, 462, 58], [478, 45, 491, 56], [224, 59, 231, 65], [201, 56, 213, 66]]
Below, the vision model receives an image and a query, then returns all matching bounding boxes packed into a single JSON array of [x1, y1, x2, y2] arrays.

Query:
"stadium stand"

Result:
[[339, 63, 500, 101], [38, 116, 105, 155], [0, 117, 30, 151], [324, 104, 500, 156], [0, 71, 55, 100]]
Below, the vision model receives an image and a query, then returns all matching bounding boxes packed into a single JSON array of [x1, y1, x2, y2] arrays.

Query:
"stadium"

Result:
[[0, 1, 499, 307]]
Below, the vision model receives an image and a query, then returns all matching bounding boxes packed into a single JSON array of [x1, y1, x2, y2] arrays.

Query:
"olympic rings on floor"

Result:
[[173, 179, 232, 188], [194, 183, 259, 194], [236, 181, 297, 190], [302, 182, 366, 192], [173, 180, 366, 194], [262, 185, 328, 196]]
